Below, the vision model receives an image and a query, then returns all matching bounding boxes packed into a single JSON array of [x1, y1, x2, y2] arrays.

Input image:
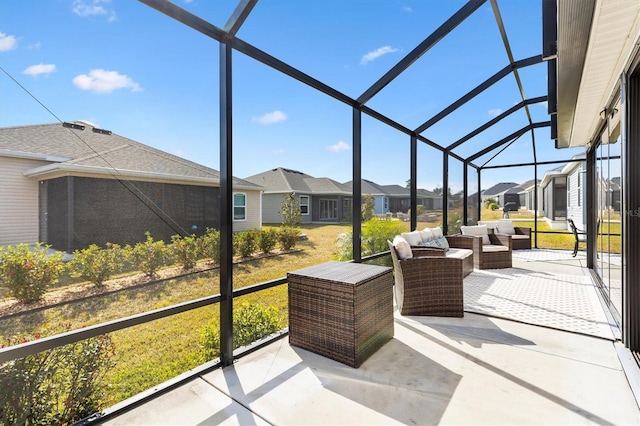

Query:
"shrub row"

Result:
[[0, 331, 116, 425], [0, 227, 301, 303]]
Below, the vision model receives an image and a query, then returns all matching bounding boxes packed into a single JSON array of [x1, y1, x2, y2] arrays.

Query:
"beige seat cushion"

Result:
[[461, 225, 490, 245], [511, 234, 529, 240], [446, 248, 473, 259], [482, 244, 509, 252]]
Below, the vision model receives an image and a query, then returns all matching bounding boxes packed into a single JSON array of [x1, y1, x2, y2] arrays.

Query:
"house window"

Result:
[[577, 173, 581, 207], [234, 193, 246, 221], [383, 197, 388, 211], [299, 195, 309, 215], [319, 199, 338, 220]]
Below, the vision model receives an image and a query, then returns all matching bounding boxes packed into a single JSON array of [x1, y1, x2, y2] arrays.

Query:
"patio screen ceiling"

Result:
[[141, 0, 554, 169]]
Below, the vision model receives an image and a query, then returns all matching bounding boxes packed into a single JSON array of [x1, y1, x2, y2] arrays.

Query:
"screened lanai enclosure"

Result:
[[1, 0, 640, 422]]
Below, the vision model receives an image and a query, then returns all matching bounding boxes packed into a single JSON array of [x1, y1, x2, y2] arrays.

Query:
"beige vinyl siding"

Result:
[[233, 189, 262, 232], [0, 157, 48, 246], [260, 194, 285, 224]]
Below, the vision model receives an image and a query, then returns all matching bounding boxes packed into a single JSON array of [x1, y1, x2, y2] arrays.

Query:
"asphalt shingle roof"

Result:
[[0, 122, 259, 188]]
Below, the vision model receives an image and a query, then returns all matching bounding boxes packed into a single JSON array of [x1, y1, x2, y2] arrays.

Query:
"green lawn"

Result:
[[0, 223, 350, 405]]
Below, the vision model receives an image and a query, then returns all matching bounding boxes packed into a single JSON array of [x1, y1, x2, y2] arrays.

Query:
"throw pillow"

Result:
[[461, 225, 490, 245], [497, 220, 516, 235], [393, 235, 413, 260], [437, 236, 450, 251], [419, 239, 440, 248]]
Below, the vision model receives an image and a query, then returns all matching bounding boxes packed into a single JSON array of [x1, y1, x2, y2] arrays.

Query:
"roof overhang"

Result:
[[22, 163, 260, 191], [556, 0, 640, 148]]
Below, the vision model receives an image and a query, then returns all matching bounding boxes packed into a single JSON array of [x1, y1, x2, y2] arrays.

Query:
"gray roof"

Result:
[[482, 182, 519, 196], [0, 122, 260, 189], [343, 179, 387, 195], [244, 167, 350, 195]]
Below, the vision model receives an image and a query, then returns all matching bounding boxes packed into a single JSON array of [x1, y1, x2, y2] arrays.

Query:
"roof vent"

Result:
[[92, 127, 112, 135], [62, 122, 85, 130]]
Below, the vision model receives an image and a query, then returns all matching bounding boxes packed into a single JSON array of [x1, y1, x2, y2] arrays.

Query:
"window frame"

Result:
[[299, 195, 310, 215], [233, 192, 247, 221]]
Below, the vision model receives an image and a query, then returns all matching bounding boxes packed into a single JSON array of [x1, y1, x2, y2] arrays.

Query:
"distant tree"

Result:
[[280, 193, 301, 227], [433, 187, 443, 195], [361, 194, 375, 221], [405, 179, 411, 189]]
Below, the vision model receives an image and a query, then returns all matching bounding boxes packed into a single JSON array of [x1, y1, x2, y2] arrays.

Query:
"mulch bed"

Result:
[[0, 249, 299, 319]]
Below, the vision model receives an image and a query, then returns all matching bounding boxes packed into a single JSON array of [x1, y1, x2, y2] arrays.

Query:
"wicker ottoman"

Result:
[[287, 261, 394, 368]]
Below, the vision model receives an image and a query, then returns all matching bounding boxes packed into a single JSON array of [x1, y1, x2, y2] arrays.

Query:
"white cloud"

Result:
[[360, 46, 399, 65], [0, 32, 17, 52], [402, 6, 413, 12], [327, 141, 350, 153], [273, 148, 285, 155], [28, 41, 42, 50], [72, 69, 142, 94], [488, 108, 503, 118], [23, 63, 57, 77], [72, 0, 116, 22], [252, 110, 287, 125]]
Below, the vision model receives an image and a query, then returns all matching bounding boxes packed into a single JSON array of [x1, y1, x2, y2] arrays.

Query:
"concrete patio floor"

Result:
[[102, 252, 640, 425]]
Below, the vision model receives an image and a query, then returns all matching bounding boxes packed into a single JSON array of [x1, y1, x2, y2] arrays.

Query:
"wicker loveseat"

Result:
[[387, 240, 465, 317], [478, 220, 531, 250], [457, 225, 512, 269]]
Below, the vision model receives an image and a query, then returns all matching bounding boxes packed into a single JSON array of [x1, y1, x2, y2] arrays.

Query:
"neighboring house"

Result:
[[480, 182, 519, 207], [539, 155, 586, 229], [0, 122, 262, 252], [244, 168, 352, 224], [417, 188, 443, 210], [517, 179, 542, 214], [344, 179, 389, 215]]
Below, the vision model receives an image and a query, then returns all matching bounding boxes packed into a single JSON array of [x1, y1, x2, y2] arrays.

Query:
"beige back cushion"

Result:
[[497, 220, 516, 235], [431, 227, 444, 239], [401, 231, 422, 246], [393, 235, 413, 260], [461, 225, 490, 245]]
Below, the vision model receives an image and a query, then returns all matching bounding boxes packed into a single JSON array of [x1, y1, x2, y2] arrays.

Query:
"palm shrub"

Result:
[[170, 234, 199, 270], [335, 217, 405, 261], [125, 232, 169, 278], [234, 230, 259, 258], [69, 243, 124, 286], [0, 243, 66, 303], [199, 227, 220, 265], [258, 228, 278, 254], [0, 331, 116, 425], [278, 227, 300, 251], [199, 303, 283, 361]]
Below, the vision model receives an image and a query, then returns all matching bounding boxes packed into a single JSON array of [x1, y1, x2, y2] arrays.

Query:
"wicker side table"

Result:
[[287, 261, 393, 368]]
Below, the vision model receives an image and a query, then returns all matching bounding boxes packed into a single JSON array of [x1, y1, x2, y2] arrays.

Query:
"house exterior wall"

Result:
[[0, 156, 47, 246], [43, 176, 226, 252], [567, 167, 586, 229], [259, 193, 313, 224], [233, 190, 262, 232]]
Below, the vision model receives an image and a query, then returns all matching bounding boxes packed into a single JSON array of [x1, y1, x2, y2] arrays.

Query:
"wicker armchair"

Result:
[[448, 233, 512, 269], [387, 241, 464, 317]]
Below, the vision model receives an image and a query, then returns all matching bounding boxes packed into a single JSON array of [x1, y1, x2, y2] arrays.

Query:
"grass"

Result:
[[0, 223, 351, 405]]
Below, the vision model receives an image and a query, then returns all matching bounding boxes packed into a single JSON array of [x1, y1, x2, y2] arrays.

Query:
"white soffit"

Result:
[[564, 0, 640, 148]]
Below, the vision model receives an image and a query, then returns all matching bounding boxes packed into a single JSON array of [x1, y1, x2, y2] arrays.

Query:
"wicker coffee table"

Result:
[[287, 261, 393, 368]]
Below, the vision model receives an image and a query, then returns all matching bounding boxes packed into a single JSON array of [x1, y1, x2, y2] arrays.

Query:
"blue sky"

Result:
[[0, 0, 585, 192]]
